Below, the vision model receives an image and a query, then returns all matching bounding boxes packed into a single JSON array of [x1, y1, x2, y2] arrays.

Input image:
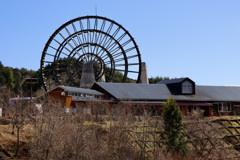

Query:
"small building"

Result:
[[36, 85, 103, 114]]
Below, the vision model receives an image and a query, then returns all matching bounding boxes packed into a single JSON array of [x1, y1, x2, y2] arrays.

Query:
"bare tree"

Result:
[[0, 89, 29, 157], [183, 117, 239, 159]]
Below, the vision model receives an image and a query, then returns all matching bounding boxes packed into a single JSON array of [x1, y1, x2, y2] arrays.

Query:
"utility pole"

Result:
[[25, 77, 38, 113]]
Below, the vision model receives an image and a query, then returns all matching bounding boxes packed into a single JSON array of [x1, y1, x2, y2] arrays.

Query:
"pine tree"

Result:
[[162, 98, 189, 156], [0, 61, 5, 86], [148, 76, 170, 84], [5, 67, 15, 90], [13, 69, 22, 93]]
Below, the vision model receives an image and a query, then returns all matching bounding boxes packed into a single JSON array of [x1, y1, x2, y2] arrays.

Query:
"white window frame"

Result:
[[218, 102, 231, 112], [182, 81, 193, 94], [85, 94, 93, 98]]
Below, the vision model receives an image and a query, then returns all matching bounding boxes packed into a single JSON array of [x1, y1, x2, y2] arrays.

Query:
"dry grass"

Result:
[[1, 116, 240, 159], [0, 124, 32, 144], [0, 124, 33, 159]]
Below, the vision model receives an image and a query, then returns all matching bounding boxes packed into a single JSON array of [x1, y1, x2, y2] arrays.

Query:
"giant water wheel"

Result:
[[41, 16, 141, 91]]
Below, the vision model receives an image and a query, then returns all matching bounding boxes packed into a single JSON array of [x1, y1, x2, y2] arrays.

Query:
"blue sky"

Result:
[[0, 0, 240, 85]]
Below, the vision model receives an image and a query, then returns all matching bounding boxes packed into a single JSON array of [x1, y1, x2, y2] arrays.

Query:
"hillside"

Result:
[[0, 61, 43, 96], [0, 117, 240, 159]]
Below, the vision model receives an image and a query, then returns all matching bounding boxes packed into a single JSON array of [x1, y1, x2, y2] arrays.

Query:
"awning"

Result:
[[121, 101, 213, 106], [121, 101, 163, 106], [177, 102, 213, 106]]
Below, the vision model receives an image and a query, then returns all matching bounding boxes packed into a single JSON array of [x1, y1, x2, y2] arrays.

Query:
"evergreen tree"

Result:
[[13, 68, 22, 93], [162, 98, 189, 156], [5, 67, 15, 90], [0, 63, 43, 93], [149, 76, 170, 84], [0, 61, 5, 86], [19, 68, 29, 78]]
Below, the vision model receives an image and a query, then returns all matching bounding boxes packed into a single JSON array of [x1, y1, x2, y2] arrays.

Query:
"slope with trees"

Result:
[[0, 61, 43, 96]]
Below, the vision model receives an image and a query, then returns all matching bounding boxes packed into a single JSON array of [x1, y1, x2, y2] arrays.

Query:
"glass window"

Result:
[[218, 102, 231, 112], [85, 94, 93, 98], [182, 81, 193, 94]]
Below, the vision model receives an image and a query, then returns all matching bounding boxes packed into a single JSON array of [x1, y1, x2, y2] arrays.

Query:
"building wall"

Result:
[[91, 85, 116, 101], [48, 88, 66, 106]]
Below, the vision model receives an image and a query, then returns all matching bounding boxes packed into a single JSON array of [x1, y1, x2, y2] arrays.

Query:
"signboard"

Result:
[[25, 78, 38, 83], [8, 101, 16, 105]]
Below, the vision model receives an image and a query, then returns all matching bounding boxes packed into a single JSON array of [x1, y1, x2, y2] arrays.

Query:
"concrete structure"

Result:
[[80, 62, 96, 89], [139, 62, 149, 84]]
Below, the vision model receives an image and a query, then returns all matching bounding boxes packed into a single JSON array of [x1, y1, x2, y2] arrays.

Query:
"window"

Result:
[[94, 95, 99, 98], [182, 81, 193, 94], [85, 94, 93, 98], [218, 102, 231, 112]]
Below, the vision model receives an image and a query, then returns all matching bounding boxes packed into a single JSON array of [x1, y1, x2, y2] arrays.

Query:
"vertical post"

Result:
[[30, 71, 33, 115], [25, 76, 38, 115], [179, 106, 181, 113], [144, 105, 147, 117], [30, 74, 32, 108], [185, 106, 188, 116], [209, 105, 211, 116]]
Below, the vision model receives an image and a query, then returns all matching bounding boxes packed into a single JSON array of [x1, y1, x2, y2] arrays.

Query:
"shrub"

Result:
[[162, 98, 189, 156]]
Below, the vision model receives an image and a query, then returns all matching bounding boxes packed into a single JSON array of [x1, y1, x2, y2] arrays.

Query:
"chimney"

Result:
[[140, 62, 149, 84], [80, 62, 96, 88]]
